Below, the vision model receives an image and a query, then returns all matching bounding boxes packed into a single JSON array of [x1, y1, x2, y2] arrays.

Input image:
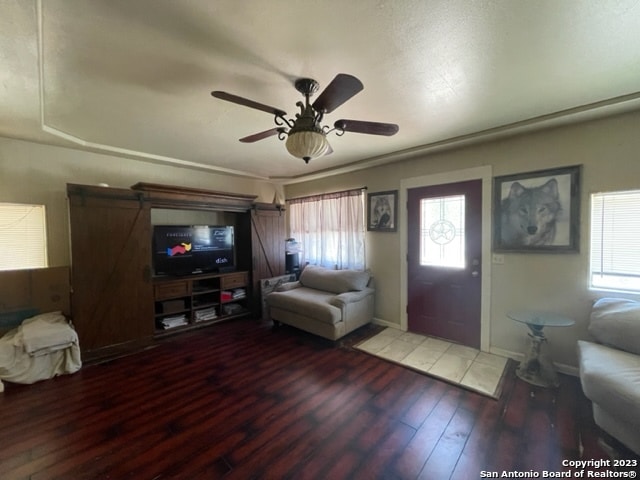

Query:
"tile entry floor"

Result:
[[355, 327, 509, 398]]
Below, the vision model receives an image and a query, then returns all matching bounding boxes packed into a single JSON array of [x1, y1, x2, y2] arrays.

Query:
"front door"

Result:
[[407, 180, 482, 348]]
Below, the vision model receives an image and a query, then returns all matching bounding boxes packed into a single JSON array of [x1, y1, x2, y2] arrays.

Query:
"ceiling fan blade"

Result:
[[312, 74, 364, 114], [212, 91, 287, 117], [239, 128, 285, 143], [334, 119, 399, 136]]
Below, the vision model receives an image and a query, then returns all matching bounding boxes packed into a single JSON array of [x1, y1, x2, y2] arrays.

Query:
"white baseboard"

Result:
[[489, 346, 521, 361], [490, 346, 579, 377], [371, 318, 403, 330], [556, 363, 579, 377]]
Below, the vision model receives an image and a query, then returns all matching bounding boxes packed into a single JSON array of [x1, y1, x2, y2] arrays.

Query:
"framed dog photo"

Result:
[[493, 165, 581, 253], [368, 190, 398, 232]]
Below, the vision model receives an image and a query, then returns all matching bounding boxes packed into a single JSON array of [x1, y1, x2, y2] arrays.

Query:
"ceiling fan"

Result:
[[211, 73, 399, 163]]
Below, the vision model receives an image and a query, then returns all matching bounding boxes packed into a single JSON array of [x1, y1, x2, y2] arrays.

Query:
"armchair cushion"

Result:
[[299, 265, 371, 294], [589, 298, 640, 355], [267, 287, 341, 325], [274, 281, 301, 293], [329, 288, 375, 308], [578, 340, 640, 418], [578, 297, 640, 455]]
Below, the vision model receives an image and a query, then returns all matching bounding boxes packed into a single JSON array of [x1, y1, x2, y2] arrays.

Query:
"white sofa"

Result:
[[266, 265, 374, 341], [577, 298, 640, 455]]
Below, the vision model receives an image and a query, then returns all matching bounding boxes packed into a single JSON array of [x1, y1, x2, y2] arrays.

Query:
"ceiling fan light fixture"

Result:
[[212, 73, 398, 164], [285, 130, 329, 163]]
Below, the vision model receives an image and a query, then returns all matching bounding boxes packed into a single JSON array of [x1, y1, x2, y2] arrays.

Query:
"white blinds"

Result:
[[590, 191, 640, 291], [0, 203, 48, 271]]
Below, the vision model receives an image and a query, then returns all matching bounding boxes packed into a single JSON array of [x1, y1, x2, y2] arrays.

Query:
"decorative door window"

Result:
[[419, 195, 465, 268]]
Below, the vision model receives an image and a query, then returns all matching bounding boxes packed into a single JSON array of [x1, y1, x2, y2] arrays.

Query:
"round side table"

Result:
[[507, 311, 575, 388]]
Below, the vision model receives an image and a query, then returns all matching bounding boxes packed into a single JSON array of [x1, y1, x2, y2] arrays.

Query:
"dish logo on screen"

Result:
[[167, 243, 192, 257]]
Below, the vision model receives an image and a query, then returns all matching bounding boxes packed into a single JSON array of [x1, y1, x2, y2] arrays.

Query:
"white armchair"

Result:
[[266, 265, 374, 341]]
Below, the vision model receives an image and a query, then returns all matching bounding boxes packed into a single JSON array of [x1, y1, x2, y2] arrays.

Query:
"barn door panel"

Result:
[[250, 206, 286, 314], [68, 185, 153, 352]]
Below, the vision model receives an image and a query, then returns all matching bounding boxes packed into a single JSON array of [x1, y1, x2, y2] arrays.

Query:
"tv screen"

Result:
[[153, 225, 234, 276]]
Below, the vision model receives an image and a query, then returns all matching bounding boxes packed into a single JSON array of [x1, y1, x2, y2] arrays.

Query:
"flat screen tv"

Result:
[[152, 225, 234, 276]]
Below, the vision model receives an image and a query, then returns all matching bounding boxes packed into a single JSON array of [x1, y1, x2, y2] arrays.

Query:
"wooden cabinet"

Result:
[[154, 281, 190, 300], [153, 271, 249, 334], [220, 271, 249, 290], [67, 182, 284, 360]]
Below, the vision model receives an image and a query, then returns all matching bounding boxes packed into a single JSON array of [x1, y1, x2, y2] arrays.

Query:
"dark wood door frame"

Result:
[[399, 166, 493, 352]]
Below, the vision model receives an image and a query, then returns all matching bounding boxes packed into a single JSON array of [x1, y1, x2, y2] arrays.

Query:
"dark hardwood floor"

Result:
[[1, 318, 637, 479]]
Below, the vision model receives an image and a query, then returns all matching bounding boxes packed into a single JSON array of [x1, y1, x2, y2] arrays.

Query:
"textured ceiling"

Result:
[[1, 0, 640, 182]]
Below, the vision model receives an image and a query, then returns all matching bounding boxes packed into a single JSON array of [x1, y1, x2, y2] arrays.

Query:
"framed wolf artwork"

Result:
[[368, 190, 398, 232], [493, 165, 581, 253]]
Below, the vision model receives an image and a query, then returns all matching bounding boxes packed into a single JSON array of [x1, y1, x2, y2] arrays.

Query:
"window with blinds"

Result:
[[0, 203, 48, 271], [590, 190, 640, 292]]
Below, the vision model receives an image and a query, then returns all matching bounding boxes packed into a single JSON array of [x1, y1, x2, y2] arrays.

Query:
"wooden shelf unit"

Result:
[[68, 182, 285, 359], [153, 271, 249, 335]]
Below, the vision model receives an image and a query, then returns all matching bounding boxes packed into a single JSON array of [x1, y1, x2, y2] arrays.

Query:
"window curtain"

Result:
[[288, 189, 365, 270]]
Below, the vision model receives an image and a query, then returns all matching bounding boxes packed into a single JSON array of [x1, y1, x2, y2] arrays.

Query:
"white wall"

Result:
[[284, 109, 640, 368], [0, 136, 282, 267], [3, 110, 639, 368]]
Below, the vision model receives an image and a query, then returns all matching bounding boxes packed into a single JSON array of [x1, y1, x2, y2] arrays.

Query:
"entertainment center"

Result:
[[67, 182, 286, 361], [153, 271, 249, 334]]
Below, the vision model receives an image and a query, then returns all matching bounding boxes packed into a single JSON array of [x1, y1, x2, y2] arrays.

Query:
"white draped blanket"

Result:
[[19, 311, 79, 356], [0, 312, 82, 392]]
